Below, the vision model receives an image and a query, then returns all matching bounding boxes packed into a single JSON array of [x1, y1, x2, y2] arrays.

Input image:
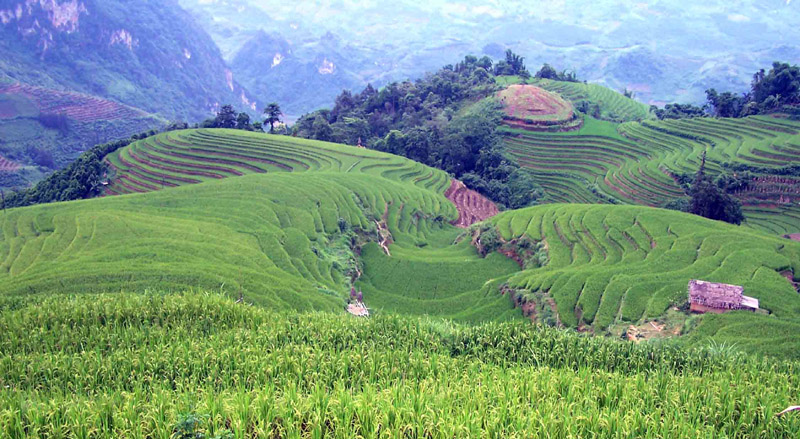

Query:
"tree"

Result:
[[214, 105, 237, 129], [263, 103, 283, 133], [311, 115, 333, 141], [252, 121, 263, 132], [535, 63, 559, 80], [236, 112, 251, 130], [689, 152, 744, 225]]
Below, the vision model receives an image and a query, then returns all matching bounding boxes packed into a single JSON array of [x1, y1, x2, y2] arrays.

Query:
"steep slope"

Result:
[[0, 0, 255, 121]]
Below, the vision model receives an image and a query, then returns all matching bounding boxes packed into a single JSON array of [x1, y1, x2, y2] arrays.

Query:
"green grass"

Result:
[[491, 203, 800, 357], [1, 292, 799, 438]]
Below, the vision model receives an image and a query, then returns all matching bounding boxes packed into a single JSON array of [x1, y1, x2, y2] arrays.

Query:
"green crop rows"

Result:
[[532, 78, 654, 122], [1, 293, 799, 438], [492, 203, 800, 356], [104, 129, 452, 196], [504, 115, 800, 234]]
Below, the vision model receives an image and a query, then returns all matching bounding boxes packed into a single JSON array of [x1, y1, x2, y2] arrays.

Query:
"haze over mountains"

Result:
[[181, 0, 800, 117]]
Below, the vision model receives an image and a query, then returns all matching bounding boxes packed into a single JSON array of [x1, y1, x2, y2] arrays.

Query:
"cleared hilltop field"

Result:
[[532, 78, 654, 122], [504, 114, 800, 235], [497, 84, 583, 131]]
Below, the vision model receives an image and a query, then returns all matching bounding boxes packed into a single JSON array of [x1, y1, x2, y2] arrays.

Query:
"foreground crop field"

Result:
[[493, 203, 800, 357], [505, 115, 800, 235], [1, 293, 799, 438]]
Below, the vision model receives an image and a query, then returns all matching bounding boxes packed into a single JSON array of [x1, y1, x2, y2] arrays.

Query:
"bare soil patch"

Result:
[[444, 179, 499, 228]]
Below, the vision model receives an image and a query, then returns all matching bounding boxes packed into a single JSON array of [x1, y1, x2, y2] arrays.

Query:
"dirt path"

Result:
[[444, 179, 500, 228]]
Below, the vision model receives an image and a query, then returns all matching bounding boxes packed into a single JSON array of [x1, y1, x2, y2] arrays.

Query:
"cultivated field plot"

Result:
[[506, 116, 800, 234], [0, 83, 149, 122], [497, 84, 582, 131], [0, 155, 20, 172], [104, 129, 453, 196], [532, 78, 653, 122], [493, 203, 800, 356], [3, 293, 799, 438]]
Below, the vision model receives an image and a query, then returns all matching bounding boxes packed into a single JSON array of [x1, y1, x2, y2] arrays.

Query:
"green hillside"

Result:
[[531, 78, 654, 122], [1, 128, 798, 353], [2, 293, 799, 438], [504, 114, 800, 234], [1, 129, 523, 321], [3, 128, 800, 436]]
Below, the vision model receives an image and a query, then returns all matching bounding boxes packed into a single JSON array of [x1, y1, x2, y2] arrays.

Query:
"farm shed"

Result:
[[688, 280, 759, 314]]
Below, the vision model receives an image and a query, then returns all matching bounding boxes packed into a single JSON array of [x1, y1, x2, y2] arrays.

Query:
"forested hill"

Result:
[[291, 54, 545, 210], [0, 0, 255, 121]]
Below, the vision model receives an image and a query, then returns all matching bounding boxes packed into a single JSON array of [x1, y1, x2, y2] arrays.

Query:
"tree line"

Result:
[[200, 103, 284, 133], [652, 62, 800, 119]]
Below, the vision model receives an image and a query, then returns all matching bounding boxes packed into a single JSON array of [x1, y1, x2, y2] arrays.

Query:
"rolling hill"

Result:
[[0, 128, 797, 356]]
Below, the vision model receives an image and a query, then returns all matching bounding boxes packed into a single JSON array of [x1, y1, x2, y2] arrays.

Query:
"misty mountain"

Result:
[[181, 0, 800, 115], [0, 0, 256, 121]]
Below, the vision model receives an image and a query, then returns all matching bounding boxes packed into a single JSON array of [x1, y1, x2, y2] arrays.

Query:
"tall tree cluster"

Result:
[[688, 152, 744, 225], [705, 62, 800, 118]]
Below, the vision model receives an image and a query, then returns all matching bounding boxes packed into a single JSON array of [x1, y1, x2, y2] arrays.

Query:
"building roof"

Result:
[[688, 279, 744, 310]]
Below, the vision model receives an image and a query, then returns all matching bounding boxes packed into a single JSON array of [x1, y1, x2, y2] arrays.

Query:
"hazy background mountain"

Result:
[[180, 0, 800, 119], [0, 0, 256, 121], [0, 0, 265, 189]]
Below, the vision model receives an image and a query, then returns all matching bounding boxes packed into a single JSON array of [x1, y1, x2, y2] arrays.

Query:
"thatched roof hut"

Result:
[[688, 280, 759, 313]]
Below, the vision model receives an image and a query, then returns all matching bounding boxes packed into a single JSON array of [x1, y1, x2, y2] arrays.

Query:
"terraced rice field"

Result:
[[506, 116, 800, 234], [104, 129, 453, 196], [532, 78, 653, 122], [0, 155, 20, 172], [497, 84, 582, 131], [1, 129, 522, 321], [0, 83, 150, 122], [493, 204, 800, 353]]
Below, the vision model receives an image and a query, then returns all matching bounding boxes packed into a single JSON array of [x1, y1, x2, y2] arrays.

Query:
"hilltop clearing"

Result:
[[497, 84, 582, 131]]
